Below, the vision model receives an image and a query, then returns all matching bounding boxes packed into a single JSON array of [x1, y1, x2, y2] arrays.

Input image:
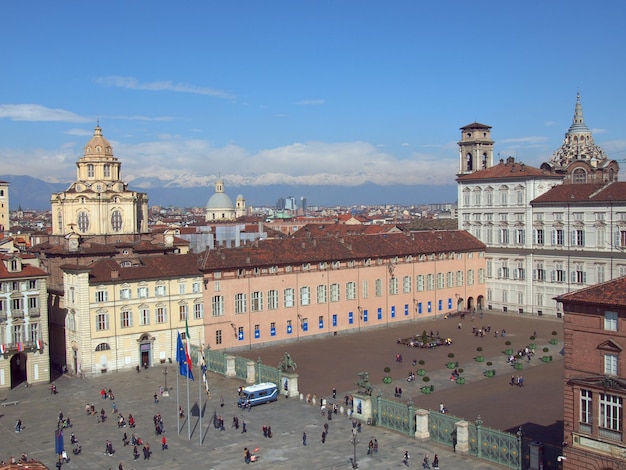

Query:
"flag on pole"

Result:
[[17, 342, 24, 352], [185, 318, 194, 379], [176, 332, 193, 380]]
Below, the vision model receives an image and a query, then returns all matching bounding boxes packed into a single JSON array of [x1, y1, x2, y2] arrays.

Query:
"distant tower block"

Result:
[[458, 122, 494, 175], [0, 181, 8, 233]]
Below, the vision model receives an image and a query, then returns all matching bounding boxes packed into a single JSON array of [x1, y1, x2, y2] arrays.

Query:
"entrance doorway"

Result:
[[10, 353, 27, 388], [140, 343, 151, 368]]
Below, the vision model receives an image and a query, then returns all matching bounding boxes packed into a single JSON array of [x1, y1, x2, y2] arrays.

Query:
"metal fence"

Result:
[[255, 360, 281, 385], [205, 349, 226, 374], [234, 355, 249, 380], [372, 394, 415, 436]]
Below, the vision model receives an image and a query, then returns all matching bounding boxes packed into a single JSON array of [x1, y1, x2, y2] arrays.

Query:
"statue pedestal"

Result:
[[352, 393, 372, 423], [281, 371, 299, 398]]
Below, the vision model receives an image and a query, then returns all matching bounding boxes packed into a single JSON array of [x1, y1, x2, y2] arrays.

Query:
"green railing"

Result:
[[255, 359, 281, 385], [371, 393, 414, 436], [471, 415, 522, 469], [234, 355, 249, 380], [205, 349, 226, 374]]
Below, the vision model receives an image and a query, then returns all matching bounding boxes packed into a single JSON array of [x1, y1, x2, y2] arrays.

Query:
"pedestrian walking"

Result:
[[433, 454, 440, 469], [332, 387, 336, 399], [302, 432, 307, 446], [374, 438, 378, 453], [321, 430, 326, 444], [153, 393, 159, 404], [403, 450, 410, 466], [242, 420, 247, 433]]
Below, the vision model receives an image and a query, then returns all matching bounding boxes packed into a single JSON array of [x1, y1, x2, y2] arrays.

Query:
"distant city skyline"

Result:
[[1, 1, 626, 196]]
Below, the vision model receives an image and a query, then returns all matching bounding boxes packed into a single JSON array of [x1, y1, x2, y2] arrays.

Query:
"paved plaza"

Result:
[[0, 311, 563, 469]]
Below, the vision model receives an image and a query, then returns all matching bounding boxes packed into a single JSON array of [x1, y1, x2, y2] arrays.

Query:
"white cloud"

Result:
[[0, 104, 91, 123], [65, 128, 93, 136], [95, 76, 236, 100]]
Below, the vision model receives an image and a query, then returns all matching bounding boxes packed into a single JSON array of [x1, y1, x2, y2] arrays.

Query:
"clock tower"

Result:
[[50, 125, 149, 236]]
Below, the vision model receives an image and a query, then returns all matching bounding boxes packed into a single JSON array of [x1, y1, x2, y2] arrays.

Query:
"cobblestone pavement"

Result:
[[0, 312, 563, 469]]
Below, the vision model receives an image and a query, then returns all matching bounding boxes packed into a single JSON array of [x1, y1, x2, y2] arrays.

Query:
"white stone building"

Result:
[[457, 94, 625, 317]]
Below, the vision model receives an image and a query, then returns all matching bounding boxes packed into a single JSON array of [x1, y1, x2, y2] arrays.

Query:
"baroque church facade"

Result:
[[50, 125, 149, 236], [457, 94, 625, 318]]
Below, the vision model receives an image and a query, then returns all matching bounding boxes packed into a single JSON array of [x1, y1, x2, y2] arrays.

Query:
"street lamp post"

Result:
[[162, 367, 169, 397], [351, 427, 359, 469]]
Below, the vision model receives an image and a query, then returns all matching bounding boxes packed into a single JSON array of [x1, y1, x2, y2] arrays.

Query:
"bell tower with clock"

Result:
[[50, 125, 149, 236]]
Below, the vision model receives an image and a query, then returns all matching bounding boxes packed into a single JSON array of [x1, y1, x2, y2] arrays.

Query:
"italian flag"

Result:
[[185, 318, 193, 377]]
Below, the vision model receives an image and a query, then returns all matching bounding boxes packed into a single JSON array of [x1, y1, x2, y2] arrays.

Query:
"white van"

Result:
[[237, 382, 278, 408]]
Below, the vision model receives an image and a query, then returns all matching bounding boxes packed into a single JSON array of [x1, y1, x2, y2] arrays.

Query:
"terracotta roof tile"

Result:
[[200, 231, 484, 271], [531, 181, 626, 204], [457, 159, 560, 182], [555, 276, 626, 308]]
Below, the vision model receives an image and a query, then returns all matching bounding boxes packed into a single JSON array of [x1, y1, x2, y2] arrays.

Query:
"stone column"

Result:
[[455, 420, 469, 453], [281, 372, 299, 398], [414, 409, 430, 440], [225, 355, 236, 378], [352, 393, 372, 423], [246, 361, 255, 384]]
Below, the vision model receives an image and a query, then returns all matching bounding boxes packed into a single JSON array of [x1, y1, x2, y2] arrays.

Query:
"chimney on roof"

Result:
[[111, 270, 119, 279], [506, 156, 515, 165]]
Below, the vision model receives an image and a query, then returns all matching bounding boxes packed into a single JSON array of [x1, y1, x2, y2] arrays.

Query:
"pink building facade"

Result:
[[201, 230, 486, 350]]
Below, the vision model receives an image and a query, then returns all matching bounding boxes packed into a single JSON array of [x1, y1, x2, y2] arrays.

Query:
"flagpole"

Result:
[[186, 366, 191, 440], [198, 342, 202, 447], [176, 361, 180, 435]]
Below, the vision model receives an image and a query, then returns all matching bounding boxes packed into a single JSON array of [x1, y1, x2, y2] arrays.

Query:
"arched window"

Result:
[[104, 164, 111, 178], [466, 153, 473, 171], [87, 164, 94, 178], [573, 168, 587, 184], [95, 343, 111, 351], [77, 211, 90, 232], [111, 210, 123, 232]]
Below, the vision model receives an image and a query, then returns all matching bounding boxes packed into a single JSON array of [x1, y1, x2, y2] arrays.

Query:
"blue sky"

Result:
[[1, 1, 626, 196]]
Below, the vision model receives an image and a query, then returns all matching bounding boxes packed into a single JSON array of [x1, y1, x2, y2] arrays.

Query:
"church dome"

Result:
[[206, 192, 235, 210], [84, 125, 114, 158]]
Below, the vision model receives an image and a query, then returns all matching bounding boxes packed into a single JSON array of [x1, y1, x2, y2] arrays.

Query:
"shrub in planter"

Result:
[[530, 335, 536, 340], [514, 363, 523, 370], [458, 368, 464, 374], [486, 361, 493, 366], [505, 348, 514, 356], [421, 386, 431, 394], [542, 347, 549, 353], [456, 377, 466, 384], [475, 355, 485, 362], [422, 376, 430, 382], [383, 376, 392, 384], [448, 353, 455, 358], [384, 366, 391, 373], [418, 359, 425, 365], [476, 346, 483, 352], [552, 330, 558, 336], [528, 344, 536, 350], [550, 338, 558, 345], [417, 369, 426, 376], [505, 340, 512, 346], [483, 369, 496, 377], [447, 362, 456, 369], [542, 356, 551, 363]]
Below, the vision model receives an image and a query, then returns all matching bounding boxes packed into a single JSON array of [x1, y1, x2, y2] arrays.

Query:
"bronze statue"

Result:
[[278, 352, 297, 372], [356, 371, 373, 396]]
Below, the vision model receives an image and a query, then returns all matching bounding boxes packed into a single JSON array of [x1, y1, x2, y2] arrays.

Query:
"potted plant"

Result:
[[383, 366, 392, 384], [550, 331, 558, 345]]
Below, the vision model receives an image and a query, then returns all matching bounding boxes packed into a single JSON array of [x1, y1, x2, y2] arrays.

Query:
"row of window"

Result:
[[0, 280, 39, 292], [0, 323, 40, 344], [222, 252, 479, 279], [0, 297, 39, 314], [487, 260, 626, 286], [580, 389, 622, 438], [95, 282, 202, 303], [462, 186, 525, 207], [92, 303, 203, 331]]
